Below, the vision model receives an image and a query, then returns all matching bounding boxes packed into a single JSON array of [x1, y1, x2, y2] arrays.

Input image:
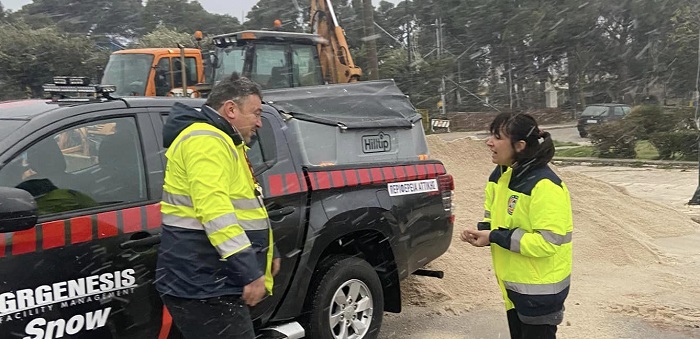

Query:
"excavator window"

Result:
[[292, 45, 323, 87]]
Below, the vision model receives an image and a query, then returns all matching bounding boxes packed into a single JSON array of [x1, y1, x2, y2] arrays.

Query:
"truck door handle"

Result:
[[267, 206, 295, 218], [120, 234, 161, 249]]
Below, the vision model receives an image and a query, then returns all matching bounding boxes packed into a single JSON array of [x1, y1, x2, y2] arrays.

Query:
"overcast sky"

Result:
[[2, 0, 400, 22]]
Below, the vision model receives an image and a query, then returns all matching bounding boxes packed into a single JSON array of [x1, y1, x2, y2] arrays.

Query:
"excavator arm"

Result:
[[310, 0, 362, 83]]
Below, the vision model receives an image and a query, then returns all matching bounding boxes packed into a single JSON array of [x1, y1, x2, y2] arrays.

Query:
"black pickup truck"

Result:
[[0, 79, 454, 339]]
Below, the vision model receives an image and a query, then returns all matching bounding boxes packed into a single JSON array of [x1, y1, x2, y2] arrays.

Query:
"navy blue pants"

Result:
[[507, 309, 558, 339], [162, 294, 255, 339]]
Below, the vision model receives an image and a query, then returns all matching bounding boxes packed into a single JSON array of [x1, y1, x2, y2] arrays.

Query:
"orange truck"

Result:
[[100, 47, 205, 97]]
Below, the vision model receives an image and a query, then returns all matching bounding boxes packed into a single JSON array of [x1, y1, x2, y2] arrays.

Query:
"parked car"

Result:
[[577, 103, 631, 137]]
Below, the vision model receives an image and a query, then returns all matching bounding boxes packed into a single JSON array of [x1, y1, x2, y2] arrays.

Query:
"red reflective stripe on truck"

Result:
[[122, 207, 143, 233], [404, 165, 417, 180], [285, 173, 301, 193], [394, 166, 407, 181], [268, 174, 284, 196], [344, 169, 359, 186], [11, 227, 36, 255], [146, 203, 161, 229], [0, 234, 6, 257], [382, 167, 395, 182], [314, 172, 331, 189], [331, 171, 345, 188], [370, 168, 383, 184], [42, 220, 66, 250], [415, 164, 427, 179], [3, 203, 164, 257], [357, 169, 371, 185], [97, 211, 118, 239], [70, 216, 92, 244]]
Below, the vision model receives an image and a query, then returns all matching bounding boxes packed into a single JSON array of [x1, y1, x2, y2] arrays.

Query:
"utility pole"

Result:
[[435, 16, 446, 116], [688, 12, 700, 205], [406, 1, 412, 68], [363, 0, 379, 80]]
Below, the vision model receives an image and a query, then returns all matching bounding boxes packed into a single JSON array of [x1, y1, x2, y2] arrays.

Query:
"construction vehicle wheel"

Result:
[[306, 256, 383, 339]]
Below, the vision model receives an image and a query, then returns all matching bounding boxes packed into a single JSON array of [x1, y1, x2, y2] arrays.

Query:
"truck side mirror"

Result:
[[0, 187, 38, 233]]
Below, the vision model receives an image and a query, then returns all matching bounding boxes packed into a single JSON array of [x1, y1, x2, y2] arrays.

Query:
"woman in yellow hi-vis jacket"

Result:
[[462, 112, 573, 339]]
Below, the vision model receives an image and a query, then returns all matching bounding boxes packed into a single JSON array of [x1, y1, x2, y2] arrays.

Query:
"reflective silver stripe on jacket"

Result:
[[204, 213, 240, 233], [163, 213, 268, 231], [162, 214, 202, 230], [511, 228, 525, 253], [537, 230, 573, 246], [517, 308, 564, 326], [171, 130, 238, 160], [216, 232, 251, 257], [163, 192, 264, 211], [163, 192, 193, 207], [503, 275, 570, 295], [510, 228, 572, 253]]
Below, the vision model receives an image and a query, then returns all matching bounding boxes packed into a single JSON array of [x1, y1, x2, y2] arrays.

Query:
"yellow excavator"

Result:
[[201, 0, 361, 93]]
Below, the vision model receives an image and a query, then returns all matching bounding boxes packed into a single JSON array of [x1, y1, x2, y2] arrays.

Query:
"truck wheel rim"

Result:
[[328, 278, 373, 339]]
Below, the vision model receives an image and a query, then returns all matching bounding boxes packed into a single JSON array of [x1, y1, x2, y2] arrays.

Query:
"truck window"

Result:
[[247, 116, 277, 175], [0, 117, 147, 215], [173, 57, 199, 88], [102, 53, 154, 97], [155, 57, 172, 96], [292, 44, 323, 87]]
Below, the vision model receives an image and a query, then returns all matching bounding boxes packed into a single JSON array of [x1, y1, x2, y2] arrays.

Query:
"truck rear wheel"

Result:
[[306, 256, 384, 339]]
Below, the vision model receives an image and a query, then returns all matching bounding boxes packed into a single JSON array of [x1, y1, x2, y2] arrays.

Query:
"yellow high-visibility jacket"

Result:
[[156, 103, 273, 298], [482, 165, 573, 325]]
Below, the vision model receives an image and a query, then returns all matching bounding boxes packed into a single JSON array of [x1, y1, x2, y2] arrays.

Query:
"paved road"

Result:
[[437, 126, 590, 146]]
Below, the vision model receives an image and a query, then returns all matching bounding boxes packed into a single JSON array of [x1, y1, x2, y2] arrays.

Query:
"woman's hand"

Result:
[[461, 229, 491, 247]]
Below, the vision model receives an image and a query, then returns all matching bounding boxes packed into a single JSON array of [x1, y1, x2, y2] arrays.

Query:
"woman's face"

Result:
[[486, 128, 517, 166]]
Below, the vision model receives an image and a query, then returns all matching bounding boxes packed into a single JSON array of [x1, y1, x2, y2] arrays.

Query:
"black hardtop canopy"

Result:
[[262, 80, 421, 129]]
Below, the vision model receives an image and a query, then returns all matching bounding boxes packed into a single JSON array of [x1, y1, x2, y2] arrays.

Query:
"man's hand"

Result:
[[461, 229, 491, 247], [272, 258, 281, 276], [242, 276, 266, 307]]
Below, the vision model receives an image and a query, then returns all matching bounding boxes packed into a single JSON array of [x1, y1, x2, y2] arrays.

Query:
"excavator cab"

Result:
[[211, 31, 326, 90]]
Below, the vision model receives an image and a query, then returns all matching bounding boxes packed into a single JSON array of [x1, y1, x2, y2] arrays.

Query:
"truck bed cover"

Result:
[[263, 80, 421, 129]]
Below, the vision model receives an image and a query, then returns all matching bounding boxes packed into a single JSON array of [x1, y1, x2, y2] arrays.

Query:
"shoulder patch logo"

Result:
[[507, 195, 519, 215]]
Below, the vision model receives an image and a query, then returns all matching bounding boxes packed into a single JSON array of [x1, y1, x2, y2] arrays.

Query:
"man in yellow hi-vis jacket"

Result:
[[156, 74, 279, 339]]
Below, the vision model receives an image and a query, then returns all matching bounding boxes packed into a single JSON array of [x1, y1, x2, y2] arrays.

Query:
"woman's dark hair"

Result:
[[489, 112, 555, 170]]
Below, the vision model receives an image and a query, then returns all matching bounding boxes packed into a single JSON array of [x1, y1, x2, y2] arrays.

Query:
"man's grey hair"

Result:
[[205, 73, 262, 110]]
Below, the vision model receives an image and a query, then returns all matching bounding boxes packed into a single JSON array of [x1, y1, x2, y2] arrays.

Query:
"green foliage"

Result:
[[648, 131, 698, 161], [624, 104, 676, 138], [135, 25, 197, 48], [555, 146, 595, 158], [245, 0, 302, 31], [588, 120, 638, 159], [0, 21, 109, 100], [142, 0, 241, 36]]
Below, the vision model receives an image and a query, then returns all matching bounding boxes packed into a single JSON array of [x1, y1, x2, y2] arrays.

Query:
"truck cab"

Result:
[[101, 48, 204, 97], [210, 30, 327, 90]]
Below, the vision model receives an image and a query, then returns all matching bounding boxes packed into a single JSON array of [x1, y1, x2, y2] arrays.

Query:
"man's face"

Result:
[[223, 94, 263, 144]]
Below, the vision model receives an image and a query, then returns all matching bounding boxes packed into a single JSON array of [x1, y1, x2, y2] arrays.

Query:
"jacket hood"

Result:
[[163, 102, 243, 148]]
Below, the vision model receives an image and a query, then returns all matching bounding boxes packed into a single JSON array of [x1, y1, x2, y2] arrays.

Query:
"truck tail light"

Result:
[[438, 174, 454, 215]]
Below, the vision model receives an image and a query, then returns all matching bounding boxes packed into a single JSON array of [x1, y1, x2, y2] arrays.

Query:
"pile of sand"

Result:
[[400, 135, 700, 335]]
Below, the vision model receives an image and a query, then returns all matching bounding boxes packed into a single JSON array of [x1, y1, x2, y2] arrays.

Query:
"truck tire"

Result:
[[306, 256, 384, 339]]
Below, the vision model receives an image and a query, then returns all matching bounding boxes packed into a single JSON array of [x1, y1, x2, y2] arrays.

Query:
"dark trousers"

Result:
[[162, 294, 255, 339], [507, 309, 557, 339]]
